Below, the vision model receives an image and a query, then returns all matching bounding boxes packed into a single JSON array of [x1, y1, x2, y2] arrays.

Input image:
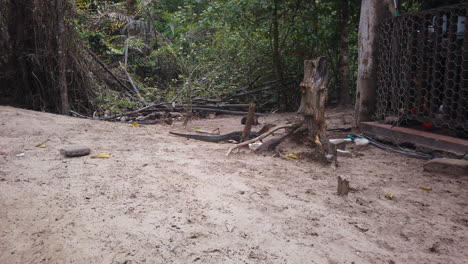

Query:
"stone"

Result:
[[60, 145, 91, 157], [423, 158, 468, 176]]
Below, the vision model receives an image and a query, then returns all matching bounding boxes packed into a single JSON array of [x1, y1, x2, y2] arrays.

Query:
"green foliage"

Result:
[[75, 0, 362, 111]]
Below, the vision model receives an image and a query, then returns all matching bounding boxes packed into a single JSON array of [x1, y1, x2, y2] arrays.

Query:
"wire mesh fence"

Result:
[[375, 3, 468, 138]]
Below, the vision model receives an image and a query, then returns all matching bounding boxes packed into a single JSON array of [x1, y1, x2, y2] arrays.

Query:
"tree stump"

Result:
[[337, 176, 350, 196], [297, 57, 329, 156]]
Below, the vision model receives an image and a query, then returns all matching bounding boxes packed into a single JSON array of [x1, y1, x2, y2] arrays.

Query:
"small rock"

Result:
[[423, 158, 468, 176], [60, 145, 90, 157]]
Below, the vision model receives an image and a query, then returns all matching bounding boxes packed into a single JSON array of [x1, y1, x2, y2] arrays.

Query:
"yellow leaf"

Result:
[[419, 186, 432, 191], [194, 127, 201, 130], [386, 193, 393, 200], [36, 143, 46, 148], [286, 154, 298, 159], [91, 152, 111, 159], [132, 122, 139, 127]]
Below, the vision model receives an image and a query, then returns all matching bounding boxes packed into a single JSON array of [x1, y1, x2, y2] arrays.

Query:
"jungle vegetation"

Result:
[[0, 0, 462, 115]]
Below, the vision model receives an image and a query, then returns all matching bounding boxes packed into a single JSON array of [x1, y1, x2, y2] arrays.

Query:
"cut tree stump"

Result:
[[337, 176, 350, 195], [297, 57, 331, 161]]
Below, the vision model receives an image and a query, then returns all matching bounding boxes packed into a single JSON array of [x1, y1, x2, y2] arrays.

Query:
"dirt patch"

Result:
[[0, 106, 466, 263]]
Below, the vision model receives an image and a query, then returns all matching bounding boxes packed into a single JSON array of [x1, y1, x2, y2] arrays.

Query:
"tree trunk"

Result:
[[337, 0, 351, 105], [298, 57, 329, 146], [56, 0, 70, 115], [354, 0, 392, 127], [272, 0, 284, 107]]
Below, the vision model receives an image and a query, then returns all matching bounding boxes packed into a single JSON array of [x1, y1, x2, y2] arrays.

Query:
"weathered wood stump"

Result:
[[227, 57, 332, 159], [337, 176, 350, 195], [297, 57, 330, 159]]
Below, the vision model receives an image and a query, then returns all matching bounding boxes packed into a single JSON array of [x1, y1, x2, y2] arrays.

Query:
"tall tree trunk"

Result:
[[8, 0, 31, 106], [354, 0, 391, 127], [337, 0, 351, 105], [272, 0, 284, 107], [56, 0, 70, 114]]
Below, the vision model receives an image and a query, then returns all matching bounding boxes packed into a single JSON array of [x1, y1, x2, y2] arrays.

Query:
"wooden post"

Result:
[[298, 57, 329, 147], [354, 0, 392, 127], [241, 103, 256, 142], [337, 176, 349, 196]]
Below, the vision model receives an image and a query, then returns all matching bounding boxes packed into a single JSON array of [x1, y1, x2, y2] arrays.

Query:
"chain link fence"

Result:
[[375, 3, 468, 138]]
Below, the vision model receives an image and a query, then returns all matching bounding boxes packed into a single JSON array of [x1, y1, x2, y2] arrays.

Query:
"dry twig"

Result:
[[226, 124, 295, 156]]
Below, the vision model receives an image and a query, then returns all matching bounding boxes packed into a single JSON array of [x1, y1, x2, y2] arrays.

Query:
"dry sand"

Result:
[[0, 106, 467, 264]]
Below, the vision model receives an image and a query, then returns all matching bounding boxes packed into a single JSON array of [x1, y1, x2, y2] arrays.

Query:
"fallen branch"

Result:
[[161, 107, 268, 116], [100, 102, 165, 120], [171, 104, 250, 110], [254, 127, 305, 152], [70, 110, 90, 119], [226, 124, 296, 156]]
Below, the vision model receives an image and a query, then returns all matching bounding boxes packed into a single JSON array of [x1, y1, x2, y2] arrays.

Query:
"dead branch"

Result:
[[70, 110, 90, 119], [168, 107, 268, 116], [100, 102, 165, 120], [254, 127, 305, 152], [226, 124, 296, 156]]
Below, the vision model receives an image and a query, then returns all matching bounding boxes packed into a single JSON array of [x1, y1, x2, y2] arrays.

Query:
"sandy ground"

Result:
[[0, 105, 467, 264]]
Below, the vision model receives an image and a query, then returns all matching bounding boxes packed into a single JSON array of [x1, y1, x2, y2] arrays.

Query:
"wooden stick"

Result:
[[70, 110, 90, 119], [241, 103, 256, 142], [226, 124, 294, 156], [329, 142, 338, 167]]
